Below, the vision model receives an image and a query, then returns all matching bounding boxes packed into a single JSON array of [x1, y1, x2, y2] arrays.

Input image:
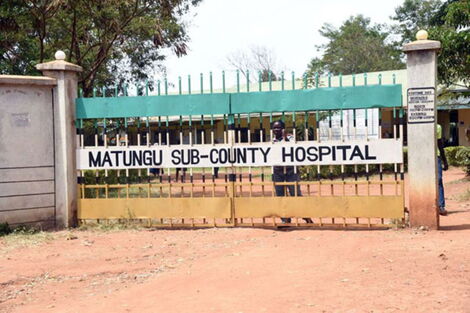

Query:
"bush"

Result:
[[444, 146, 462, 166], [444, 146, 470, 175], [0, 223, 11, 236], [455, 147, 470, 176]]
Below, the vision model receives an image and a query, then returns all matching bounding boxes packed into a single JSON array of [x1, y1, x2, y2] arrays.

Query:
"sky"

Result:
[[163, 0, 405, 91]]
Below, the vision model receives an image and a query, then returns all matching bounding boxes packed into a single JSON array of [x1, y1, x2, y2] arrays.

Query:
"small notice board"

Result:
[[407, 87, 435, 124]]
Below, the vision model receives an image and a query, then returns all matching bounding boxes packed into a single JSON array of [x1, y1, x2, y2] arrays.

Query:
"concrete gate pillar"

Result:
[[403, 31, 441, 229], [36, 51, 82, 228]]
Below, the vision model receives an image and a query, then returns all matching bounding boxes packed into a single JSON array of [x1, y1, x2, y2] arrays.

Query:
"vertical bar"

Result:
[[303, 73, 308, 89], [353, 109, 357, 140], [315, 72, 319, 88], [246, 70, 250, 92], [328, 73, 331, 87], [222, 71, 226, 93], [378, 74, 382, 85], [102, 86, 106, 97], [315, 110, 320, 143], [352, 74, 356, 87], [259, 71, 262, 91], [211, 114, 215, 145], [157, 80, 161, 96], [92, 87, 96, 97], [281, 71, 285, 90], [339, 73, 343, 87], [292, 71, 295, 90], [236, 69, 240, 93], [268, 71, 272, 91], [293, 111, 297, 142], [340, 109, 344, 141], [145, 80, 149, 96], [164, 77, 168, 95], [210, 71, 213, 93], [178, 76, 182, 95], [247, 114, 251, 144], [103, 118, 107, 148], [200, 73, 204, 94], [187, 75, 191, 95], [124, 117, 129, 147], [304, 111, 309, 141]]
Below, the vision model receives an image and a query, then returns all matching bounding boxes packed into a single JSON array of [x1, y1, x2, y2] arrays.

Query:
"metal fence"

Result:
[[76, 71, 405, 228]]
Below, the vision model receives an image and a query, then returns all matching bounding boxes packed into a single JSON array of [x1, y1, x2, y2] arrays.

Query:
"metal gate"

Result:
[[76, 72, 405, 228]]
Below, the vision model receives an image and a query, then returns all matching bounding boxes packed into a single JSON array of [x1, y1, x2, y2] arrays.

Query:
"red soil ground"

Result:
[[1, 167, 469, 313]]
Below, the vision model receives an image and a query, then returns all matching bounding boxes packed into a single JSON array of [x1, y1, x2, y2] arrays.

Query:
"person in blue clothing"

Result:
[[437, 124, 449, 216], [271, 120, 313, 224]]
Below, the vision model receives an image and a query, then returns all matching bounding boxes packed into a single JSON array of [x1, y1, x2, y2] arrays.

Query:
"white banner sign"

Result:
[[77, 140, 403, 170]]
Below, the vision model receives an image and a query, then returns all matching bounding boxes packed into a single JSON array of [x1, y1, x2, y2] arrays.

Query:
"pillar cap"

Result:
[[36, 51, 83, 73], [403, 30, 441, 52]]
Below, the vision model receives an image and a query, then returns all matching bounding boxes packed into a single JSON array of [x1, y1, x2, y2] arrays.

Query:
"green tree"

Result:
[[392, 0, 470, 88], [0, 0, 201, 95], [430, 0, 470, 88], [391, 0, 443, 44], [306, 15, 404, 80]]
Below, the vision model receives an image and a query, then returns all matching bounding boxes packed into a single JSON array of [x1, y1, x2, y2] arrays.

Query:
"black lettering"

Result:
[[143, 151, 153, 166], [89, 151, 101, 168], [228, 148, 237, 163], [306, 146, 318, 162], [365, 145, 377, 160], [237, 148, 247, 164], [219, 149, 227, 164], [350, 145, 365, 160], [123, 151, 132, 166], [260, 147, 270, 163], [171, 150, 181, 165], [152, 150, 163, 166], [210, 149, 219, 164], [110, 151, 121, 166], [132, 151, 142, 166], [102, 151, 112, 167], [181, 149, 191, 165], [336, 145, 351, 160], [282, 147, 294, 162], [319, 146, 331, 161], [295, 147, 306, 162], [246, 147, 257, 163], [191, 149, 200, 165]]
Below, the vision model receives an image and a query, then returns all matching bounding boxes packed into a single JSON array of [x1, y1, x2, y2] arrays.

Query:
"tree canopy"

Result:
[[392, 0, 470, 88], [306, 15, 404, 81], [0, 0, 201, 94]]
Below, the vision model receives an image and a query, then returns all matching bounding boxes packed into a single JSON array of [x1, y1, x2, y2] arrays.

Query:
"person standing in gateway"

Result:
[[271, 120, 313, 224], [437, 124, 449, 216]]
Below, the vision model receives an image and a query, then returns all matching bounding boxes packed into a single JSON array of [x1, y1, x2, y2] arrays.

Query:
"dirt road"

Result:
[[1, 168, 469, 313]]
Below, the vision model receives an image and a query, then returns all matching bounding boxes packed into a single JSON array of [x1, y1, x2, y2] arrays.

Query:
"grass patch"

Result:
[[0, 226, 55, 249], [448, 177, 470, 185], [457, 188, 470, 202], [77, 220, 145, 232]]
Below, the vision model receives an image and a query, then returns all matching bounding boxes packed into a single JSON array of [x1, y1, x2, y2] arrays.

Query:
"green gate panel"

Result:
[[76, 85, 402, 119], [230, 85, 402, 114], [76, 93, 231, 119]]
